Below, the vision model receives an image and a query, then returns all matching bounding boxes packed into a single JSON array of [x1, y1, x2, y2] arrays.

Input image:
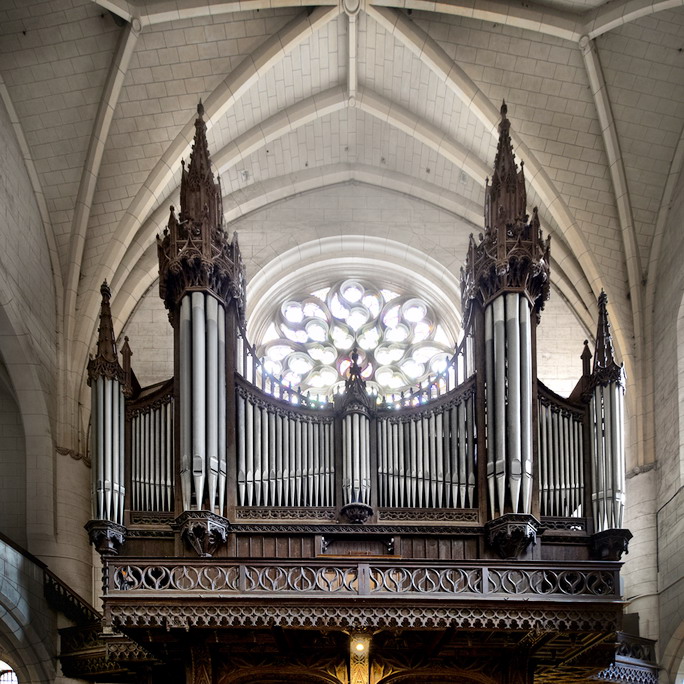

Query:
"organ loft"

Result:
[[56, 101, 657, 684]]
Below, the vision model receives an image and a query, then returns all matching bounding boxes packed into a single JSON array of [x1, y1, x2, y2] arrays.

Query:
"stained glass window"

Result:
[[257, 279, 454, 396]]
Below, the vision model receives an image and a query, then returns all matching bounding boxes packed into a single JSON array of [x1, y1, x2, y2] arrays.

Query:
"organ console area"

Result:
[[65, 102, 651, 684]]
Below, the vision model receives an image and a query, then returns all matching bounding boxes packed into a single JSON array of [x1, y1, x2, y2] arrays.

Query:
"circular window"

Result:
[[257, 280, 454, 396], [0, 661, 18, 683]]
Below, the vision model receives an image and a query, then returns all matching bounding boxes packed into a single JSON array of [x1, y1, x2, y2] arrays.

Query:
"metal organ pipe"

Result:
[[206, 296, 219, 512], [191, 292, 206, 508], [493, 297, 507, 516], [519, 297, 533, 513], [505, 293, 522, 513], [95, 376, 105, 518], [217, 305, 226, 515], [179, 296, 192, 511]]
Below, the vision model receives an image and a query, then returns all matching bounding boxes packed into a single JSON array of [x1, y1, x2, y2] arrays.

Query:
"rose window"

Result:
[[257, 279, 454, 397]]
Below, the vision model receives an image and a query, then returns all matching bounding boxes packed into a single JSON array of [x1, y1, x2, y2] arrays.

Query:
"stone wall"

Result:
[[0, 368, 26, 546], [653, 158, 684, 679]]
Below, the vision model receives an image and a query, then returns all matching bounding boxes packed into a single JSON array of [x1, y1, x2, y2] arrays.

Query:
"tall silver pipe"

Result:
[[263, 409, 271, 505], [165, 400, 172, 510], [111, 381, 120, 521], [519, 296, 532, 513], [245, 399, 254, 506], [493, 296, 506, 516], [589, 393, 599, 524], [288, 416, 296, 505], [539, 403, 548, 515], [408, 419, 419, 508], [458, 401, 467, 508], [378, 420, 386, 506], [104, 378, 113, 520], [191, 292, 206, 509], [614, 383, 625, 525], [268, 411, 276, 504], [429, 413, 438, 507], [467, 396, 475, 506], [484, 302, 495, 515], [179, 295, 192, 511], [283, 417, 291, 506], [152, 407, 159, 511], [206, 296, 219, 511], [397, 420, 405, 508], [237, 393, 246, 506], [295, 418, 302, 505], [364, 418, 371, 504], [276, 413, 284, 506], [95, 377, 105, 517], [217, 305, 226, 516], [343, 415, 352, 503], [505, 293, 521, 512], [415, 417, 424, 508]]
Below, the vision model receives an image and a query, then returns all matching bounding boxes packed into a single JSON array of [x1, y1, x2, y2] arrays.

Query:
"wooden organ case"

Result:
[[65, 102, 657, 684]]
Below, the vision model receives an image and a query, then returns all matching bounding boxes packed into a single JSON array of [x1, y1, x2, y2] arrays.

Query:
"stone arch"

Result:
[[0, 579, 54, 683], [0, 281, 54, 550], [662, 621, 684, 684]]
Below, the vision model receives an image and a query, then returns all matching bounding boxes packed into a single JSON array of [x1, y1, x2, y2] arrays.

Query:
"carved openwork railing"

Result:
[[105, 558, 620, 601], [127, 379, 175, 512], [236, 378, 335, 508], [377, 377, 477, 509], [538, 383, 585, 518]]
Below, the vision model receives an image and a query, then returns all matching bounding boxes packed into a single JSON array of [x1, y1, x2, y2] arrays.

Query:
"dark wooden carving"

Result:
[[157, 102, 245, 323], [84, 519, 126, 556]]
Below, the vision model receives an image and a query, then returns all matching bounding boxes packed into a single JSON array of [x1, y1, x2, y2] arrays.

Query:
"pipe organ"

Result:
[[87, 281, 126, 526], [85, 101, 629, 544], [82, 102, 635, 684]]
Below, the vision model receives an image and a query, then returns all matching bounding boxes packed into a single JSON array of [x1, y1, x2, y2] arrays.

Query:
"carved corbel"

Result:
[[485, 513, 539, 559], [340, 502, 374, 524], [590, 528, 632, 561], [85, 520, 127, 556], [174, 511, 230, 557]]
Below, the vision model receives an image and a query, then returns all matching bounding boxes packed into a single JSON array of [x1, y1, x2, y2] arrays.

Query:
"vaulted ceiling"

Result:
[[1, 0, 683, 409]]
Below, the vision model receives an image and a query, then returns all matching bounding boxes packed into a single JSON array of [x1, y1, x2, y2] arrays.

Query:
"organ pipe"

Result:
[[179, 296, 192, 511]]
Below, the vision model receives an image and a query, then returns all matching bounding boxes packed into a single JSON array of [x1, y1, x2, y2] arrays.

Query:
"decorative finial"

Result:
[[501, 99, 507, 118], [197, 99, 204, 118], [591, 290, 623, 386], [88, 280, 124, 385]]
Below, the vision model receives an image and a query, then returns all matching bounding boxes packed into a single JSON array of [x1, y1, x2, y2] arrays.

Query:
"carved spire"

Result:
[[88, 281, 124, 385], [485, 101, 528, 232], [178, 100, 223, 232], [157, 102, 245, 322], [461, 103, 551, 328], [591, 291, 623, 386]]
